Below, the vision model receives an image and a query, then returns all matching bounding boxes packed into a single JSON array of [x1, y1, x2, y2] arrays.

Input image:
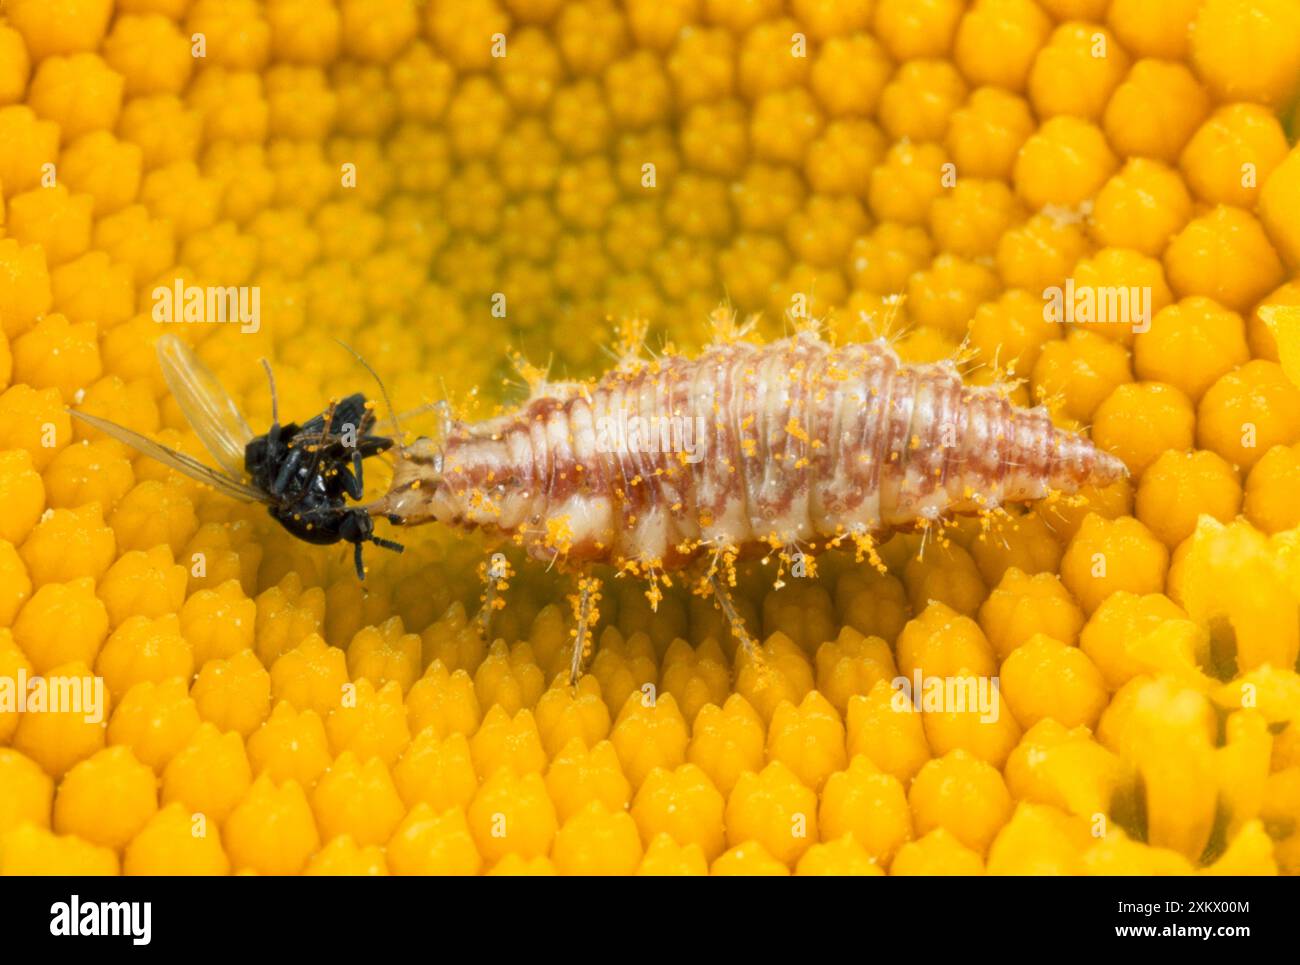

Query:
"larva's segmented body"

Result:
[[376, 333, 1127, 574]]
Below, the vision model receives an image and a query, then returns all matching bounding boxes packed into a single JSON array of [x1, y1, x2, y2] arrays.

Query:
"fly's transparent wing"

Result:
[[156, 334, 255, 478], [70, 410, 272, 505]]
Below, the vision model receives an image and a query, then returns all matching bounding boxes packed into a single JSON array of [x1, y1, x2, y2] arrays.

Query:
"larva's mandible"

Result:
[[375, 331, 1127, 577]]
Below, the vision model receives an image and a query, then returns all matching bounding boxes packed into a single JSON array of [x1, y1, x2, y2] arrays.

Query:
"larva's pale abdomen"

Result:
[[382, 334, 1127, 570]]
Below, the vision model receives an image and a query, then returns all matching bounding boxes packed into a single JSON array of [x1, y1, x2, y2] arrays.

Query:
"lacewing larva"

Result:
[[369, 326, 1127, 678]]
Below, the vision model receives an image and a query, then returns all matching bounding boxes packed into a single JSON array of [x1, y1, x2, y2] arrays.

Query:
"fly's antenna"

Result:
[[335, 339, 405, 454], [261, 358, 279, 425]]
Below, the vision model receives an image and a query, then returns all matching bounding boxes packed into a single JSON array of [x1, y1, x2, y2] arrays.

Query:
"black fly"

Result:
[[69, 335, 404, 579]]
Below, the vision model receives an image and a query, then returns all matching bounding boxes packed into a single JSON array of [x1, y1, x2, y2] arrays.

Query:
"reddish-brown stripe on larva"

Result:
[[379, 334, 1128, 569]]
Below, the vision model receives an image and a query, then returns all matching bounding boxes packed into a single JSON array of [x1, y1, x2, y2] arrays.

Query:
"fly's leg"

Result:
[[568, 573, 603, 686], [273, 445, 306, 496], [282, 399, 340, 509], [347, 449, 364, 499], [350, 525, 403, 582]]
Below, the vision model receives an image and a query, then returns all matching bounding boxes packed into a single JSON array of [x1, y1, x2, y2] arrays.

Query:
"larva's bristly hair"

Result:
[[706, 302, 759, 346], [852, 292, 909, 347]]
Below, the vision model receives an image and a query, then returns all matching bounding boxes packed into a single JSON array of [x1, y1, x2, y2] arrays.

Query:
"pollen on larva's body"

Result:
[[377, 330, 1127, 584]]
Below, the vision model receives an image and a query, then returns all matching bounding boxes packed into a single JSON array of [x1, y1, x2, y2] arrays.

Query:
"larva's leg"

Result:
[[476, 581, 495, 642], [568, 573, 602, 686], [478, 567, 496, 642], [476, 552, 512, 642], [709, 570, 757, 660]]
